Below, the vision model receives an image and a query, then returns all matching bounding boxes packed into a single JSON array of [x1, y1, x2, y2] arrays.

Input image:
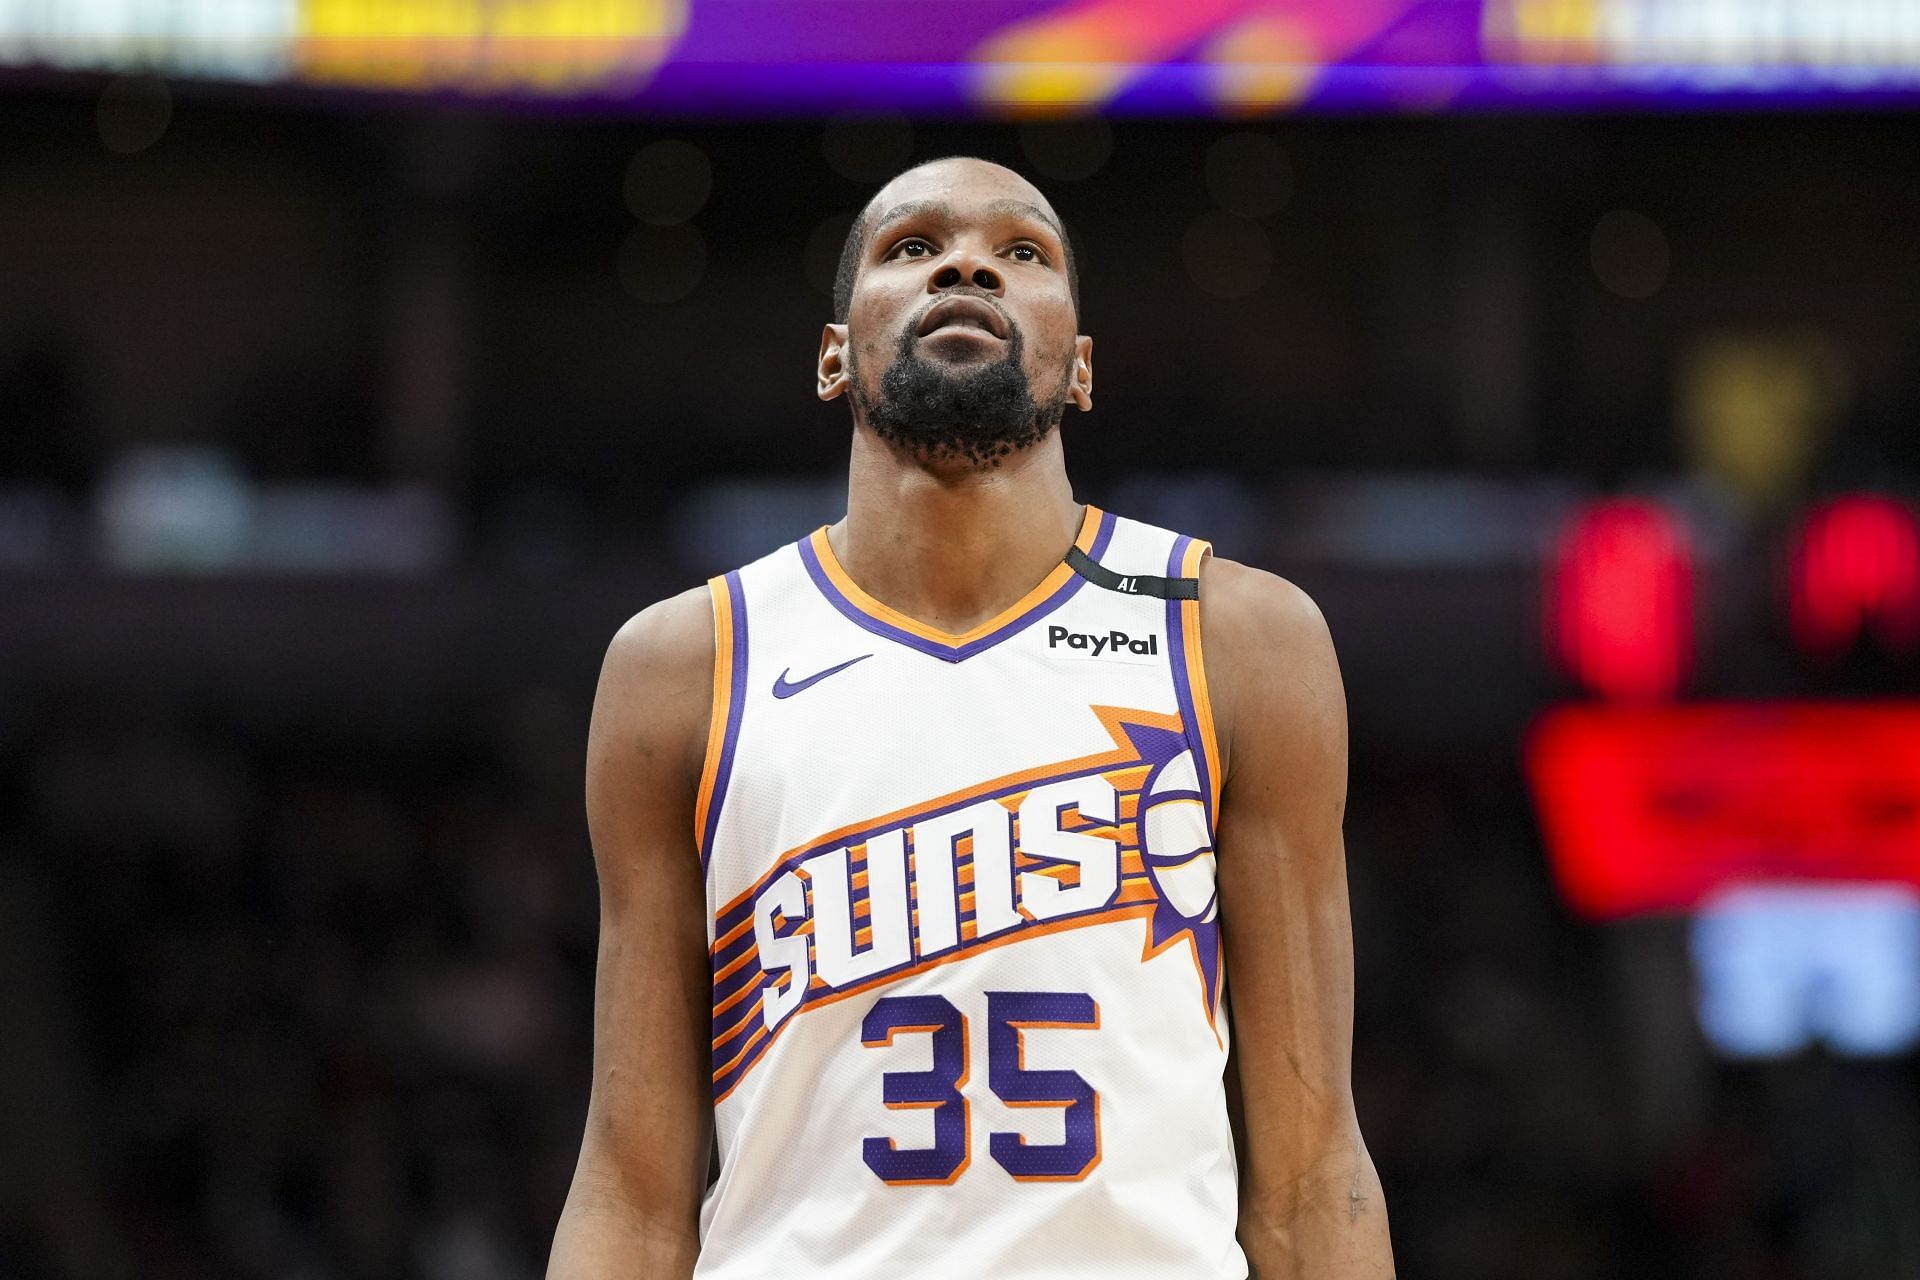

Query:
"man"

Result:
[[547, 156, 1393, 1279]]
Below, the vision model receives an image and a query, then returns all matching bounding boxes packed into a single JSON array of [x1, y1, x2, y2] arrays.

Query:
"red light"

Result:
[[1546, 498, 1694, 701], [1526, 703, 1920, 921], [1790, 494, 1920, 661]]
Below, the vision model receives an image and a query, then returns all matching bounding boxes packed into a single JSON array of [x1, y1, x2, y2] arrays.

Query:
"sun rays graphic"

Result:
[[969, 0, 1421, 113]]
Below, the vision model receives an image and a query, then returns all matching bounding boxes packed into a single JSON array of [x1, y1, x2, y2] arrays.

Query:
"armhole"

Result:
[[1168, 537, 1224, 826], [693, 571, 748, 874]]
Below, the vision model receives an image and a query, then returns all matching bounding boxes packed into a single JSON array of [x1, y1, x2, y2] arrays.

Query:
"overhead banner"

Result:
[[3, 0, 1919, 113]]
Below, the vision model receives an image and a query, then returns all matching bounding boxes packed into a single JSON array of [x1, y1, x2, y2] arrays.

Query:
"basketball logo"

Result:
[[1139, 748, 1217, 924]]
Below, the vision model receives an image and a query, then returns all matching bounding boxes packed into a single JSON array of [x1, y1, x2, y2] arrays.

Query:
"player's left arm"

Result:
[[1202, 555, 1395, 1279]]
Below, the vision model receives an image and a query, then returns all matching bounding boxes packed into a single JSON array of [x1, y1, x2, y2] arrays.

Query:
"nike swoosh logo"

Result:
[[772, 653, 872, 699]]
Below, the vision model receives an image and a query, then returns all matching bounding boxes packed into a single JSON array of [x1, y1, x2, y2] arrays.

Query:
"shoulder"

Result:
[[599, 583, 717, 716], [1194, 554, 1345, 781], [1197, 554, 1333, 652], [601, 583, 716, 689], [589, 584, 717, 793]]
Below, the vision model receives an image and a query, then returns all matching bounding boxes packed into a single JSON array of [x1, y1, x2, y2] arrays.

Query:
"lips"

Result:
[[916, 295, 1011, 341]]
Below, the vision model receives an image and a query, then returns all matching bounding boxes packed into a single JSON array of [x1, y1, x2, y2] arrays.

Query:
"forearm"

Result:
[[1238, 1140, 1394, 1280], [547, 1171, 701, 1280]]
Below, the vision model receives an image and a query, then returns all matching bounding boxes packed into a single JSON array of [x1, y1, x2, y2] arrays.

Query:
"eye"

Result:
[[1008, 243, 1047, 264], [890, 238, 935, 259]]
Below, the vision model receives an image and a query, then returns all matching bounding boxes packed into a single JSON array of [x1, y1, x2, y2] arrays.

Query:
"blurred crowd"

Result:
[[5, 679, 1918, 1279], [2, 686, 595, 1280]]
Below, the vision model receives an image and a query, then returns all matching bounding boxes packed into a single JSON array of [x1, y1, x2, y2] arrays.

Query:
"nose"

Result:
[[929, 245, 1003, 297]]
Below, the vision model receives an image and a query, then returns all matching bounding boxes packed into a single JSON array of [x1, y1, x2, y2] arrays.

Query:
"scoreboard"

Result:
[[2, 0, 1918, 114]]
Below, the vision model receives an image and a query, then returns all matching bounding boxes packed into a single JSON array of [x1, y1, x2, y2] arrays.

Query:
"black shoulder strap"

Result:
[[1064, 544, 1199, 600]]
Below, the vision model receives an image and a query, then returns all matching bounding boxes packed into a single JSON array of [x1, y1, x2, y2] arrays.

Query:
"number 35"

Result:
[[860, 991, 1100, 1186]]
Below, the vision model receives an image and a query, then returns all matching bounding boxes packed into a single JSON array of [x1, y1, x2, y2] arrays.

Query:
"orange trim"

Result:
[[1008, 1096, 1103, 1182], [712, 704, 1180, 924], [1136, 904, 1226, 1052], [862, 1020, 947, 1047], [713, 913, 752, 951], [712, 947, 756, 984], [714, 900, 1157, 1100], [712, 1021, 769, 1080], [1005, 1003, 1102, 1182], [712, 976, 759, 1020], [692, 576, 735, 856], [713, 994, 763, 1047], [713, 873, 1159, 1038], [865, 1014, 972, 1185], [808, 503, 1104, 647], [1179, 539, 1225, 817], [707, 703, 1220, 1099]]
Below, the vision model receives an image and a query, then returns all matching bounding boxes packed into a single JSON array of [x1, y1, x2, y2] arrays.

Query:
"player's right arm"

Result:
[[548, 586, 717, 1280]]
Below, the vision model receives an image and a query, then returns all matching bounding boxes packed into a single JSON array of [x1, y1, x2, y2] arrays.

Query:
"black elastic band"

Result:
[[1064, 545, 1200, 600]]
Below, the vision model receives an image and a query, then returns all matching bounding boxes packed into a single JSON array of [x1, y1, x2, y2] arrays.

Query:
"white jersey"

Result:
[[692, 503, 1245, 1279]]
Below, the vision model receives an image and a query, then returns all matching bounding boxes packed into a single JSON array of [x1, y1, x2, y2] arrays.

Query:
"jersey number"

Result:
[[860, 991, 1100, 1186]]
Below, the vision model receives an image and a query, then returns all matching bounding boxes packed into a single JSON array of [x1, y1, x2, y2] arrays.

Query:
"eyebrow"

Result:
[[986, 199, 1066, 241], [867, 197, 1065, 248]]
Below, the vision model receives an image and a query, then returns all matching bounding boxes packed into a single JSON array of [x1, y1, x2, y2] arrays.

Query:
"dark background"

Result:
[[3, 82, 1919, 1278]]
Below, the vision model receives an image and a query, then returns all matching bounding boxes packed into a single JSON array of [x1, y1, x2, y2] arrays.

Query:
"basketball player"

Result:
[[548, 157, 1394, 1278]]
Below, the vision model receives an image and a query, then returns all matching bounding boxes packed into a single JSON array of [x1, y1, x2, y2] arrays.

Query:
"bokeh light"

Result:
[[1789, 494, 1920, 661], [617, 222, 705, 303], [623, 139, 712, 226], [1205, 132, 1293, 218], [1680, 334, 1841, 512], [1181, 212, 1273, 299], [96, 74, 172, 154], [1589, 208, 1670, 300], [1546, 497, 1695, 701]]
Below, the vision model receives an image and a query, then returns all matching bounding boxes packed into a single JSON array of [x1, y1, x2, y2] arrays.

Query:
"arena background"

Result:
[[3, 3, 1920, 1277]]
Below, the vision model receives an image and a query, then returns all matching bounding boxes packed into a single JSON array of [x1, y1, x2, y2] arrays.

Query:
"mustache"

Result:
[[856, 315, 1060, 470], [907, 292, 1019, 343]]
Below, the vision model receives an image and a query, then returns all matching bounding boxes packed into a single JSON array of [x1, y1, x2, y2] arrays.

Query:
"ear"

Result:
[[817, 324, 851, 401], [1069, 335, 1093, 412]]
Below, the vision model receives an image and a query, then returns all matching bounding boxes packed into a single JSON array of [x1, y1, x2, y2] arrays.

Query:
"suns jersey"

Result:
[[692, 503, 1246, 1280]]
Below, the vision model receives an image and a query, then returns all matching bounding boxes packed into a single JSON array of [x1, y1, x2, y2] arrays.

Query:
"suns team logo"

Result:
[[709, 705, 1222, 1101]]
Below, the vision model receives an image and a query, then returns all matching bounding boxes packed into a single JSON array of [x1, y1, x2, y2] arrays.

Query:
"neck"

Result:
[[829, 424, 1082, 635]]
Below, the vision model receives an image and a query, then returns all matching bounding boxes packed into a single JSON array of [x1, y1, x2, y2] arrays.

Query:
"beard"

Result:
[[852, 322, 1067, 470]]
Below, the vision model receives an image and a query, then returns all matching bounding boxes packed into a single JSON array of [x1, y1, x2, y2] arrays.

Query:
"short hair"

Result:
[[832, 159, 1080, 325]]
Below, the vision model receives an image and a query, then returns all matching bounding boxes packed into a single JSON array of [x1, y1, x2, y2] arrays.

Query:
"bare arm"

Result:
[[548, 586, 716, 1280], [1204, 557, 1394, 1279]]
